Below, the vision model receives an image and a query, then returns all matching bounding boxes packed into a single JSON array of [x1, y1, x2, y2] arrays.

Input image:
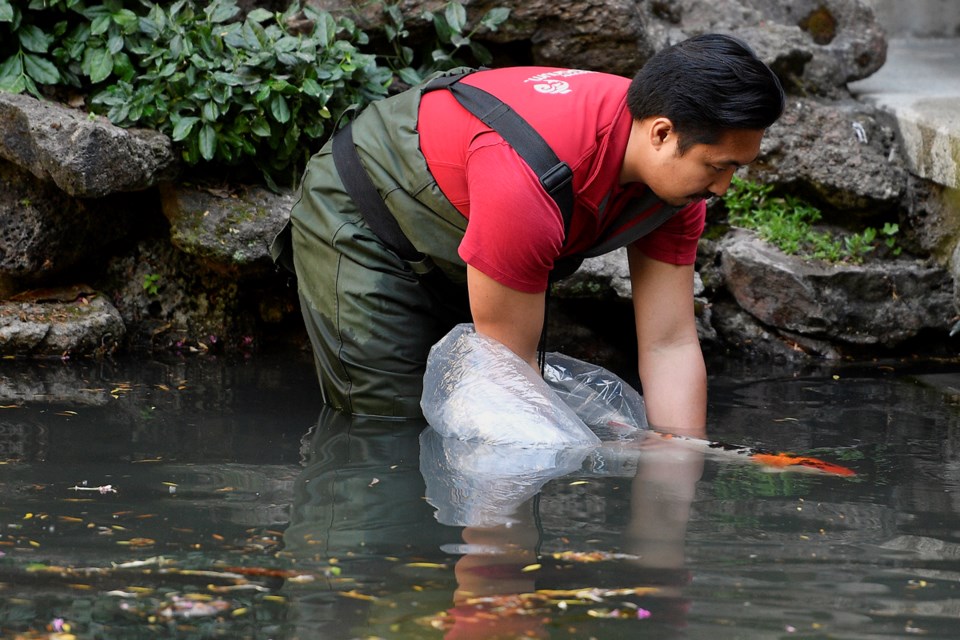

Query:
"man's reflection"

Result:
[[422, 427, 703, 636], [283, 407, 702, 638], [283, 407, 459, 638]]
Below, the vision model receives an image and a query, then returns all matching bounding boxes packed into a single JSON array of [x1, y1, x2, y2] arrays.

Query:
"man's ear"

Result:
[[649, 117, 674, 149]]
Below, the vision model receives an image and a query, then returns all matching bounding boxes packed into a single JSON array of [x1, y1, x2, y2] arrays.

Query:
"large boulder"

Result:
[[0, 92, 177, 198], [748, 98, 908, 216], [657, 0, 887, 96], [0, 161, 137, 284], [719, 230, 954, 348], [160, 182, 295, 276]]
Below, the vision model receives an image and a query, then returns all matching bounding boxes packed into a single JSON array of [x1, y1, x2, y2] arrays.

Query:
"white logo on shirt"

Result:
[[524, 69, 594, 95], [533, 79, 571, 94]]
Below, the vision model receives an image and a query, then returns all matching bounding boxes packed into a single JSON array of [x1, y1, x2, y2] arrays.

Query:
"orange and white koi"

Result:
[[651, 431, 857, 477]]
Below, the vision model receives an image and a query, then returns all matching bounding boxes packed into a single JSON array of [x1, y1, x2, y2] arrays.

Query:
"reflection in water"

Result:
[[3, 356, 960, 637], [282, 408, 458, 637], [418, 426, 702, 638], [283, 409, 704, 638]]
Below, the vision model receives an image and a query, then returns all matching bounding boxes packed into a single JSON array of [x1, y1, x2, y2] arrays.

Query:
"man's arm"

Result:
[[628, 244, 707, 438], [467, 265, 545, 370]]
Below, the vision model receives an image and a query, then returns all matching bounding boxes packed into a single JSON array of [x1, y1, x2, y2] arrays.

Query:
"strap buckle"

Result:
[[540, 162, 573, 196]]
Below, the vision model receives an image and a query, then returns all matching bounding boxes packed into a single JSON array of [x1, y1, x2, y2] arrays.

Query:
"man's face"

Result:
[[626, 122, 765, 207]]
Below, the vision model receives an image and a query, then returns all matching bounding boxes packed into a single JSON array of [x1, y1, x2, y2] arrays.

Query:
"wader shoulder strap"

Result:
[[332, 122, 433, 273], [549, 196, 682, 281], [580, 193, 683, 259], [425, 73, 574, 237]]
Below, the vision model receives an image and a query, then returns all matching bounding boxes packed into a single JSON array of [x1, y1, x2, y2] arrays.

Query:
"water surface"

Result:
[[1, 351, 959, 638]]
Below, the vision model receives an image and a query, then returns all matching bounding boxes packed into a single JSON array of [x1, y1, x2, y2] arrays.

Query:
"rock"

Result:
[[98, 236, 289, 352], [159, 182, 295, 276], [313, 0, 885, 93], [719, 230, 954, 347], [0, 289, 124, 357], [0, 161, 137, 283], [661, 0, 887, 96], [554, 251, 633, 300], [749, 98, 908, 215], [0, 92, 177, 198], [310, 0, 658, 76]]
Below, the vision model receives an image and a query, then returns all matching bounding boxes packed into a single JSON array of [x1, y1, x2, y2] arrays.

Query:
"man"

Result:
[[275, 33, 785, 432]]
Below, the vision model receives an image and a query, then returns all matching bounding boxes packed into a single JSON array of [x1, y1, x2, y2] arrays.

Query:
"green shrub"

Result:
[[0, 0, 510, 186], [722, 175, 900, 264]]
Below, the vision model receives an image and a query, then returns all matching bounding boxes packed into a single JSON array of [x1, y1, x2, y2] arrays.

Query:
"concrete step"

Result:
[[849, 37, 960, 190]]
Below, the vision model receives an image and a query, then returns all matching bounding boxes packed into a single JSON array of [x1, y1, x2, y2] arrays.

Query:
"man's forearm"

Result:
[[638, 341, 707, 438]]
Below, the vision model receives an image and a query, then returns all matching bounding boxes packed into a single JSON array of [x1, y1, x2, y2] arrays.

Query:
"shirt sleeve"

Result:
[[633, 199, 706, 265], [457, 138, 565, 293]]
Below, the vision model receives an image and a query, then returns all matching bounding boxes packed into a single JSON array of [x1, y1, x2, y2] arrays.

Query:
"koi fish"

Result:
[[648, 430, 857, 477]]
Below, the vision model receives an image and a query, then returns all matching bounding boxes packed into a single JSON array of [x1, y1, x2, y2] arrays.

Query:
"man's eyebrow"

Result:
[[717, 157, 757, 167]]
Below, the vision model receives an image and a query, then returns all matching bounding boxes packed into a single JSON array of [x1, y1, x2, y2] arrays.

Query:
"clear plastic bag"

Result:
[[421, 324, 647, 448], [543, 352, 647, 440], [419, 426, 589, 527], [421, 324, 601, 448]]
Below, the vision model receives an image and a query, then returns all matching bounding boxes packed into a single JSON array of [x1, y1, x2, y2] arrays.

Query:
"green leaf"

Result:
[[300, 77, 322, 98], [171, 115, 199, 141], [397, 67, 421, 86], [444, 2, 467, 33], [91, 14, 112, 36], [107, 33, 124, 54], [83, 47, 113, 83], [0, 53, 24, 91], [247, 8, 273, 23], [23, 53, 59, 85], [270, 93, 290, 123], [18, 25, 53, 54], [481, 7, 510, 30], [113, 8, 139, 32], [212, 71, 245, 86], [0, 0, 14, 23], [202, 100, 219, 121], [250, 117, 270, 137], [208, 1, 240, 24], [199, 123, 216, 160]]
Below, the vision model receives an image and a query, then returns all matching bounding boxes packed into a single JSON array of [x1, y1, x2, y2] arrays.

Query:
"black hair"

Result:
[[627, 33, 785, 153]]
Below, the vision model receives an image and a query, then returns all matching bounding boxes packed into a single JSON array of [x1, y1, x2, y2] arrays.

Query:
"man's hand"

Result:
[[628, 245, 707, 438], [466, 265, 545, 370]]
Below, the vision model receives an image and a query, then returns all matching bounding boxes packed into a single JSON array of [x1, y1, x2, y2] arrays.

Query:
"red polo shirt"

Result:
[[419, 67, 705, 293]]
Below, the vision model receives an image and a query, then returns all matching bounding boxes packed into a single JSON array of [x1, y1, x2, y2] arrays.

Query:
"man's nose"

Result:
[[709, 169, 736, 197]]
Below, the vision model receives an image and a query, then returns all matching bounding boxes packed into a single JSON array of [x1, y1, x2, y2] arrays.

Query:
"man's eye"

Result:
[[712, 165, 725, 173]]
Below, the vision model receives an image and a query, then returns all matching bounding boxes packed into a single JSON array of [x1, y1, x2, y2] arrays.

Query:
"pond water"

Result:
[[1, 349, 959, 639]]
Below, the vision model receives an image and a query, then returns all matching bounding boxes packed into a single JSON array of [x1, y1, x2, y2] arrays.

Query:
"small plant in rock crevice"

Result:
[[722, 175, 901, 264]]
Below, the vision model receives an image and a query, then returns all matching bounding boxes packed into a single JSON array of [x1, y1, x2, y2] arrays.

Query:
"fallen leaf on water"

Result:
[[339, 590, 376, 601], [552, 550, 640, 563], [117, 538, 155, 547], [404, 562, 446, 569], [521, 564, 541, 573]]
